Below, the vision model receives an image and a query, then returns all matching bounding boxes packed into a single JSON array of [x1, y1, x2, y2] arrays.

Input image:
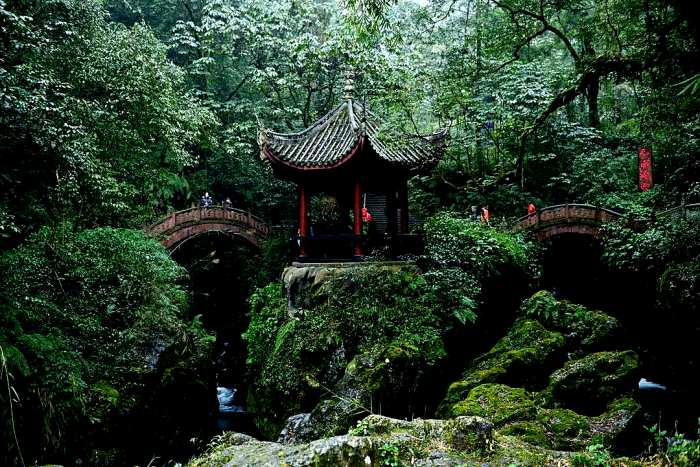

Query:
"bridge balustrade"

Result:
[[148, 201, 700, 251], [147, 206, 270, 250]]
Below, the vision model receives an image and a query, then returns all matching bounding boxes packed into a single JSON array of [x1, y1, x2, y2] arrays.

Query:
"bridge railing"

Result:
[[655, 203, 700, 222], [510, 203, 627, 234], [510, 201, 700, 236], [148, 206, 270, 236]]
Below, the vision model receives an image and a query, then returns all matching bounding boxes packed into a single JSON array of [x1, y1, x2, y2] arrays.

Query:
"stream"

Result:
[[213, 338, 260, 437]]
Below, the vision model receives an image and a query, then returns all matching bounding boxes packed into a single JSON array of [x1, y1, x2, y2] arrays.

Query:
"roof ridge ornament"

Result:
[[343, 69, 355, 100]]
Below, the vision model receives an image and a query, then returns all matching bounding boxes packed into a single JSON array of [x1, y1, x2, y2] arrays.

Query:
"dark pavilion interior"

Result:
[[257, 73, 449, 261]]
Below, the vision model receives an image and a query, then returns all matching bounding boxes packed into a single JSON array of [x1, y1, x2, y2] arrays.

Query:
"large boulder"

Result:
[[248, 263, 438, 441], [437, 292, 644, 452], [535, 350, 640, 415], [445, 383, 641, 451], [519, 290, 622, 358], [278, 343, 429, 445], [437, 319, 566, 417], [189, 415, 493, 467]]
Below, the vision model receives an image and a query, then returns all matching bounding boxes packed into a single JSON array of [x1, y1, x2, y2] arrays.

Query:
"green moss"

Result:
[[520, 291, 623, 360], [437, 320, 564, 418], [537, 408, 591, 450], [605, 395, 640, 413], [93, 381, 120, 407], [547, 350, 639, 413], [450, 384, 536, 427], [533, 388, 555, 408], [500, 421, 553, 448]]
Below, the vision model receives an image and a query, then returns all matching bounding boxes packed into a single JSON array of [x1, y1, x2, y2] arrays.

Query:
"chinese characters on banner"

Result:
[[639, 147, 652, 192]]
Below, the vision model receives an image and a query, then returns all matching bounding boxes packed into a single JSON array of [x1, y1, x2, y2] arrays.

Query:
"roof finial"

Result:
[[344, 69, 355, 100]]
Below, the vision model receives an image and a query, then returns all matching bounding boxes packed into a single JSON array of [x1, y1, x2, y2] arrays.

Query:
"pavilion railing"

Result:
[[292, 233, 424, 262]]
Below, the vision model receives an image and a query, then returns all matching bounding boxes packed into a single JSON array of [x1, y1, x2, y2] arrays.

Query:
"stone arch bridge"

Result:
[[147, 206, 270, 250], [510, 202, 700, 241], [147, 202, 699, 250]]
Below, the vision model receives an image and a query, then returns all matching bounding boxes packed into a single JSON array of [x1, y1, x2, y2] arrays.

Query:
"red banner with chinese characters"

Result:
[[638, 147, 652, 192]]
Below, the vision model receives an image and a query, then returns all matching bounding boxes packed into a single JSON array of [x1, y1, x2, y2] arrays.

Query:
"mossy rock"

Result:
[[539, 350, 639, 415], [536, 408, 591, 450], [498, 395, 641, 452], [437, 320, 565, 417], [281, 342, 429, 444], [190, 414, 491, 467], [363, 414, 494, 453], [500, 421, 553, 449], [450, 383, 537, 426], [519, 291, 621, 358], [336, 342, 426, 409], [589, 394, 642, 445]]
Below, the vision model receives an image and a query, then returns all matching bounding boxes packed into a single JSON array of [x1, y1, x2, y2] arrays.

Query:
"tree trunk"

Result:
[[583, 38, 600, 128]]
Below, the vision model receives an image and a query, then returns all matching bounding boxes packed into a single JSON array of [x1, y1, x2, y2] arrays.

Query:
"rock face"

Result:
[[437, 319, 566, 418], [535, 350, 640, 415], [282, 265, 334, 316], [278, 343, 428, 445], [247, 263, 442, 442], [439, 291, 642, 452], [282, 263, 421, 317], [189, 415, 493, 467]]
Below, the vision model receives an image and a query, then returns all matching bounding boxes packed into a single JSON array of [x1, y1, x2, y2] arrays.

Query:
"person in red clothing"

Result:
[[528, 202, 536, 217], [480, 206, 490, 224]]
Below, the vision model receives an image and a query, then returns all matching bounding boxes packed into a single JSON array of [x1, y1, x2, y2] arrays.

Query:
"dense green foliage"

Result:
[[0, 0, 216, 238], [0, 0, 699, 464], [245, 267, 446, 397], [422, 213, 541, 323], [0, 227, 213, 464], [243, 218, 540, 438], [602, 219, 700, 275]]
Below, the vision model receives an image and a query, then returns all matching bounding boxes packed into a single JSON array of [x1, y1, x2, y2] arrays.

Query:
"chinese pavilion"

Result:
[[257, 75, 448, 261]]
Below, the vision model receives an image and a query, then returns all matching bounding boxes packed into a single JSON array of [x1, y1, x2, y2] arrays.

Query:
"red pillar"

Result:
[[399, 182, 409, 234], [353, 179, 362, 258], [299, 184, 308, 258]]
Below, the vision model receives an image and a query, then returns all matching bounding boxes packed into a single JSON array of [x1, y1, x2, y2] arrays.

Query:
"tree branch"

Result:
[[492, 0, 581, 67], [224, 73, 253, 102]]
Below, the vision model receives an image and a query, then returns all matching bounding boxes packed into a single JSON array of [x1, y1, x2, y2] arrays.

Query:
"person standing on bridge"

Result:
[[528, 202, 536, 217], [201, 192, 213, 209]]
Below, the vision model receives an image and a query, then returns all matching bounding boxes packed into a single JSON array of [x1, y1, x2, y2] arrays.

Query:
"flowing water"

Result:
[[216, 386, 247, 433], [213, 338, 260, 437]]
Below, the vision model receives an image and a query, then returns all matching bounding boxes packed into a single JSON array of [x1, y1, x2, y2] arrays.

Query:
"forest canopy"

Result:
[[1, 0, 698, 241]]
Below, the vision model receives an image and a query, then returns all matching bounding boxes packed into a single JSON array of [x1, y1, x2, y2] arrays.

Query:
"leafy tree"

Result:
[[0, 227, 213, 464], [0, 0, 216, 242]]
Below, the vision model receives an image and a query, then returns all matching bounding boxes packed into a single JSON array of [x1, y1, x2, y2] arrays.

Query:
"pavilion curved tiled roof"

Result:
[[257, 98, 449, 171]]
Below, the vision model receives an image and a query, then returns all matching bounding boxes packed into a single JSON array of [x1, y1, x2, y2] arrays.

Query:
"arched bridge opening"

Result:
[[511, 201, 699, 310], [147, 206, 270, 251], [147, 207, 274, 436]]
